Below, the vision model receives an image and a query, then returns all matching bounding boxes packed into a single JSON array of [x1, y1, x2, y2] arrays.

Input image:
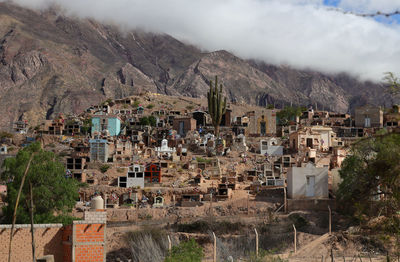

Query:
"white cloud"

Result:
[[338, 0, 400, 13], [2, 0, 400, 82]]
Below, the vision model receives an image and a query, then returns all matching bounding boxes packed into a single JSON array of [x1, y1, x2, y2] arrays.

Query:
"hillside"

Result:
[[0, 2, 388, 130]]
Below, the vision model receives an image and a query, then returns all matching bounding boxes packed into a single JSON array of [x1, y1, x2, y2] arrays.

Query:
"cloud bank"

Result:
[[2, 0, 400, 82]]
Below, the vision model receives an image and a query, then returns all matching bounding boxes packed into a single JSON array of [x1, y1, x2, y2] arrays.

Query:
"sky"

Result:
[[2, 0, 400, 82]]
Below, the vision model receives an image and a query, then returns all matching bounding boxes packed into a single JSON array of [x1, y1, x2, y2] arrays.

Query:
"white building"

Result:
[[287, 162, 328, 199], [155, 139, 176, 158], [118, 164, 145, 189], [260, 138, 283, 156]]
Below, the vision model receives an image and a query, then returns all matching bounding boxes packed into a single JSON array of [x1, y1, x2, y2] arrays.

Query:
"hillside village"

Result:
[[1, 88, 399, 261]]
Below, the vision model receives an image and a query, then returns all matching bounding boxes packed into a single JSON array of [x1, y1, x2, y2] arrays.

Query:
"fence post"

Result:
[[284, 187, 287, 213], [254, 228, 259, 258], [213, 232, 217, 262], [167, 235, 172, 251], [328, 205, 332, 235], [293, 224, 297, 254]]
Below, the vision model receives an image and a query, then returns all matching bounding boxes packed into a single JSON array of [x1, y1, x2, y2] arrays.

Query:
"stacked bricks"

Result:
[[83, 210, 107, 223], [69, 211, 107, 262], [0, 224, 64, 262]]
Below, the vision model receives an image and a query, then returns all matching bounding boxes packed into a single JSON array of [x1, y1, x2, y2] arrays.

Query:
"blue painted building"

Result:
[[91, 115, 121, 137]]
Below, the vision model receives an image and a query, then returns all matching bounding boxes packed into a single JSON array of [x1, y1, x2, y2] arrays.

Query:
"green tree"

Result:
[[276, 106, 304, 126], [383, 72, 400, 105], [337, 133, 400, 220], [207, 76, 227, 138], [1, 142, 79, 224], [140, 116, 150, 126], [148, 115, 157, 127], [140, 116, 157, 127], [165, 239, 203, 262]]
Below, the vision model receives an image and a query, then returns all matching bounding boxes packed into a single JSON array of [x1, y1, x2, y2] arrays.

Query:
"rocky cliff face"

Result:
[[0, 2, 387, 130]]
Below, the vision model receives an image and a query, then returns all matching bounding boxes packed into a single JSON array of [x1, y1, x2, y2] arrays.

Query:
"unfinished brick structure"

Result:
[[63, 211, 107, 262], [0, 211, 106, 262]]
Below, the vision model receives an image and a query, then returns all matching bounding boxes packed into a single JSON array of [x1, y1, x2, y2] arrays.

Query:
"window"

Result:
[[128, 172, 135, 178], [136, 172, 143, 178]]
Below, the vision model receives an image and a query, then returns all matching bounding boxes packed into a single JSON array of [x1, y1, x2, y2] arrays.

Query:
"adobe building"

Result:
[[247, 110, 276, 136], [173, 117, 196, 137], [355, 105, 383, 128]]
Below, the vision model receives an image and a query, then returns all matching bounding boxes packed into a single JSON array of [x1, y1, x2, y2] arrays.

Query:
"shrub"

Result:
[[100, 164, 110, 173], [165, 239, 203, 262], [0, 131, 13, 139], [126, 228, 169, 262], [132, 100, 140, 108], [147, 104, 155, 109], [288, 213, 309, 230]]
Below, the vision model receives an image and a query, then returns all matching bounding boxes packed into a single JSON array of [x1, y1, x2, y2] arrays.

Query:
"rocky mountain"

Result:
[[0, 2, 389, 130]]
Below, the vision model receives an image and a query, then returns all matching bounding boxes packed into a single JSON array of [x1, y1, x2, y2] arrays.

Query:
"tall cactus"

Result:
[[207, 76, 227, 138]]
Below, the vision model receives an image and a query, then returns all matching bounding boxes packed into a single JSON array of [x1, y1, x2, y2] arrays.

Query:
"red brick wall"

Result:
[[75, 245, 104, 262], [0, 224, 64, 262], [75, 224, 105, 243]]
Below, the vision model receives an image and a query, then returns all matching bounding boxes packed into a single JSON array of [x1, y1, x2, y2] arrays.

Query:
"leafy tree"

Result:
[[140, 117, 150, 126], [384, 72, 400, 105], [207, 76, 227, 138], [81, 118, 92, 135], [337, 133, 400, 220], [148, 116, 157, 127], [140, 116, 157, 127], [276, 106, 304, 126], [165, 239, 203, 262], [1, 142, 79, 224]]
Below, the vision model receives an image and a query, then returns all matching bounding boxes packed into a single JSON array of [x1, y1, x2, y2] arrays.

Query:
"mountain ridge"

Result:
[[0, 2, 389, 130]]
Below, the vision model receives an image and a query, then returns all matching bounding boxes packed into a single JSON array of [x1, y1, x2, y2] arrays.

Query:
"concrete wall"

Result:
[[0, 224, 64, 262], [287, 163, 329, 199], [287, 199, 336, 211]]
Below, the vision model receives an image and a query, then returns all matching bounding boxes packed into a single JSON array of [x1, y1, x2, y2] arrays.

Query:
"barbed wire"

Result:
[[326, 7, 400, 17]]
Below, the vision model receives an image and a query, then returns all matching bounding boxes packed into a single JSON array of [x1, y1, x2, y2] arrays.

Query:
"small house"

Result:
[[287, 162, 328, 199]]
